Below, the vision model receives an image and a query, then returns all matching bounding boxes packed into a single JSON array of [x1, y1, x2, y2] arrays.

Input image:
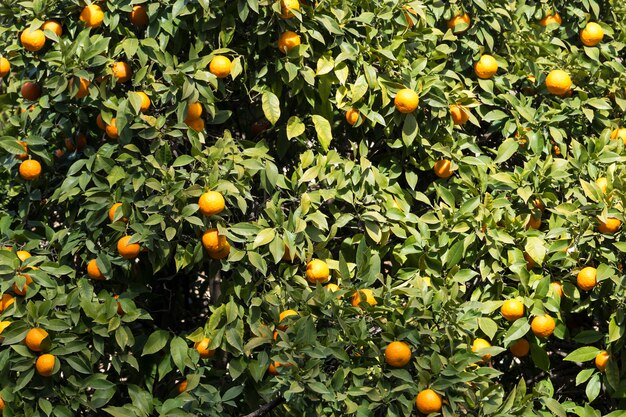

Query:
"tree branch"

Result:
[[241, 396, 285, 417]]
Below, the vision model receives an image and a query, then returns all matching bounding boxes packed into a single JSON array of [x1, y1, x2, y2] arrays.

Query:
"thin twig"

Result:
[[241, 396, 285, 417]]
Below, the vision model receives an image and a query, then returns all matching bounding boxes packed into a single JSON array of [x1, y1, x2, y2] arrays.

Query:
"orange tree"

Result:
[[0, 0, 626, 416]]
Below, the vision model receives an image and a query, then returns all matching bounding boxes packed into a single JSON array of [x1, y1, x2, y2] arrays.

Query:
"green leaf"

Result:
[[494, 138, 519, 164], [287, 116, 305, 139], [262, 90, 281, 125], [563, 346, 601, 362], [142, 330, 170, 356], [311, 115, 332, 151], [253, 228, 275, 248]]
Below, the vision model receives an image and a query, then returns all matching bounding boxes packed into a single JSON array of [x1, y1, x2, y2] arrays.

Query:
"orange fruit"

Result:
[[0, 321, 11, 341], [394, 88, 419, 113], [501, 299, 525, 321], [345, 108, 360, 126], [351, 289, 377, 307], [16, 140, 28, 161], [595, 350, 609, 372], [112, 62, 132, 83], [42, 20, 63, 37], [132, 91, 151, 113], [279, 0, 300, 18], [306, 259, 330, 284], [185, 102, 203, 120], [278, 31, 301, 53], [207, 241, 230, 260], [106, 118, 119, 139], [539, 13, 561, 27], [25, 328, 49, 352], [267, 361, 292, 375], [526, 214, 541, 230], [186, 117, 205, 132], [325, 283, 340, 293], [433, 159, 453, 179], [533, 198, 545, 211], [96, 114, 106, 130], [202, 228, 225, 252], [0, 396, 3, 412], [13, 273, 33, 296], [450, 104, 469, 125], [596, 177, 608, 193], [65, 134, 87, 152], [472, 338, 492, 362], [194, 337, 215, 358], [36, 354, 56, 376], [549, 281, 563, 298], [509, 339, 530, 357], [108, 202, 128, 222], [117, 236, 141, 259], [178, 379, 188, 393], [69, 77, 90, 99], [0, 293, 15, 312], [278, 309, 298, 330], [545, 70, 572, 96], [384, 341, 412, 367], [19, 159, 42, 181], [87, 259, 105, 280], [209, 55, 231, 79], [0, 57, 10, 77], [21, 28, 46, 52], [80, 5, 105, 28], [598, 217, 621, 234], [198, 191, 225, 216], [531, 314, 556, 338], [611, 128, 626, 144], [21, 82, 41, 101], [474, 54, 498, 79], [524, 252, 535, 269], [577, 266, 597, 291], [447, 13, 470, 33], [580, 22, 604, 46], [415, 389, 442, 414], [130, 5, 149, 27]]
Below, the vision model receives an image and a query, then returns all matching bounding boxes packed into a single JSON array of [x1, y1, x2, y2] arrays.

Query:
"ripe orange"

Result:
[[0, 57, 10, 77], [531, 314, 556, 338], [611, 128, 626, 144], [198, 191, 225, 216], [207, 240, 230, 260], [87, 259, 105, 280], [447, 13, 471, 33], [19, 159, 42, 181], [36, 354, 56, 376], [132, 91, 151, 113], [0, 321, 10, 341], [596, 177, 608, 193], [415, 389, 442, 414], [306, 259, 330, 284], [112, 62, 132, 83], [194, 337, 215, 358], [533, 198, 544, 212], [345, 108, 360, 125], [21, 28, 46, 52], [595, 350, 609, 372], [549, 281, 563, 298], [178, 379, 188, 393], [185, 102, 203, 120], [325, 283, 340, 293], [69, 77, 90, 99], [279, 0, 300, 19], [202, 228, 225, 252], [351, 289, 377, 307], [384, 341, 412, 368], [130, 5, 149, 27], [474, 55, 498, 79], [598, 217, 621, 234], [25, 328, 49, 352], [278, 309, 298, 331], [16, 140, 28, 160], [539, 13, 561, 27], [509, 339, 530, 357], [545, 70, 572, 96], [13, 273, 33, 296], [450, 104, 469, 125], [501, 299, 525, 321], [106, 118, 119, 139], [42, 20, 63, 37], [394, 88, 419, 113], [108, 202, 128, 222], [267, 361, 292, 375], [433, 159, 453, 179], [577, 266, 597, 291], [65, 134, 87, 152], [209, 56, 232, 79], [526, 214, 541, 230], [80, 4, 104, 28], [21, 82, 41, 101], [96, 114, 106, 130], [0, 293, 15, 312], [186, 117, 205, 132], [278, 31, 301, 54], [117, 236, 141, 259], [580, 22, 604, 46], [472, 338, 492, 362]]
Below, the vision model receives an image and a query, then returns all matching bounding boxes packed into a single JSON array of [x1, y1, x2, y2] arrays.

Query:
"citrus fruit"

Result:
[[19, 159, 41, 181], [474, 54, 498, 79], [186, 117, 205, 132], [112, 62, 132, 83], [69, 77, 90, 99], [198, 191, 225, 216], [0, 321, 11, 341], [87, 259, 105, 280], [207, 241, 230, 260], [351, 289, 377, 307], [345, 108, 360, 125], [80, 4, 104, 28], [596, 177, 608, 193], [501, 299, 525, 321], [108, 202, 127, 222], [433, 159, 453, 179], [450, 104, 469, 125], [325, 283, 340, 293], [21, 82, 41, 101], [42, 20, 62, 37], [278, 31, 301, 54], [132, 91, 151, 113], [531, 314, 556, 338], [598, 217, 620, 234], [25, 328, 49, 352], [577, 266, 597, 291], [415, 389, 442, 414], [21, 28, 46, 52], [447, 13, 470, 33], [130, 5, 149, 27], [194, 337, 215, 358], [209, 56, 231, 79], [611, 128, 626, 144], [117, 236, 141, 259], [539, 13, 561, 27], [178, 379, 188, 393], [545, 70, 572, 96], [526, 214, 541, 230], [394, 88, 419, 113], [16, 140, 28, 161], [36, 354, 55, 376], [509, 339, 530, 357], [0, 57, 10, 77], [306, 259, 330, 283], [185, 102, 203, 120], [550, 281, 563, 298], [13, 273, 33, 296], [96, 114, 106, 130], [202, 229, 225, 252], [279, 0, 300, 19], [580, 22, 604, 46], [278, 309, 298, 330], [472, 338, 492, 362], [595, 350, 609, 372], [106, 118, 119, 139], [384, 341, 412, 367], [0, 293, 15, 312]]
